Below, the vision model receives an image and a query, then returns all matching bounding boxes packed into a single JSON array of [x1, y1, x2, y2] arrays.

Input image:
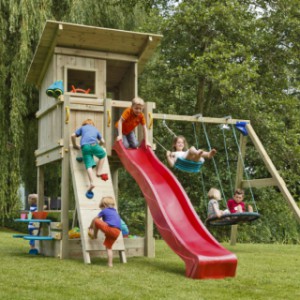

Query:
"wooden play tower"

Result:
[[25, 20, 162, 261]]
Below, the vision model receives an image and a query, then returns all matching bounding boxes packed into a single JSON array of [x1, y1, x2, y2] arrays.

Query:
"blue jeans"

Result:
[[123, 131, 139, 149]]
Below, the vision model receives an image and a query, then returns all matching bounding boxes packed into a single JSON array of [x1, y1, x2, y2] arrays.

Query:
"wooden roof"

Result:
[[26, 21, 162, 85]]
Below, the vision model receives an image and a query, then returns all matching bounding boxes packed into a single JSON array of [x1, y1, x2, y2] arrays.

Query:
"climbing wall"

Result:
[[69, 147, 126, 264]]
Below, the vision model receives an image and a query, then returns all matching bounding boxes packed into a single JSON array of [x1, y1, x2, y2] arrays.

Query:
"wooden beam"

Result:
[[69, 98, 104, 106], [60, 95, 71, 259], [36, 24, 63, 88], [230, 134, 247, 246], [138, 36, 153, 62], [247, 124, 300, 222], [69, 103, 104, 112], [104, 98, 113, 156], [35, 140, 63, 157], [241, 178, 277, 189], [235, 135, 247, 189], [145, 206, 155, 258], [143, 102, 155, 257], [37, 166, 44, 211], [36, 99, 63, 119], [55, 47, 138, 62], [152, 113, 249, 124], [111, 100, 132, 108], [35, 148, 63, 166]]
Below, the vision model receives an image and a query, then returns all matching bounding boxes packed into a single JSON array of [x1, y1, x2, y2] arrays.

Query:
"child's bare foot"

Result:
[[197, 150, 203, 156], [208, 149, 217, 159], [193, 150, 204, 161], [88, 184, 95, 191], [88, 228, 95, 239], [89, 228, 98, 239], [108, 264, 113, 267]]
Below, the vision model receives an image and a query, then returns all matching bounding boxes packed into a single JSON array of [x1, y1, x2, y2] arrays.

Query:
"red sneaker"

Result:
[[100, 174, 108, 181]]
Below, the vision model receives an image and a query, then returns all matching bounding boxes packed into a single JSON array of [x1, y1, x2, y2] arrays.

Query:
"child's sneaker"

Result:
[[97, 174, 108, 181]]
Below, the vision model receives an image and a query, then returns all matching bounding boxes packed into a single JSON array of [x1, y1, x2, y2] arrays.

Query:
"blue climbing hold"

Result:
[[85, 190, 94, 199], [76, 156, 83, 162]]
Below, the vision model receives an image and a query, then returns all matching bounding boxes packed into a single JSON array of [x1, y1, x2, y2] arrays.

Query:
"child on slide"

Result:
[[115, 97, 151, 149]]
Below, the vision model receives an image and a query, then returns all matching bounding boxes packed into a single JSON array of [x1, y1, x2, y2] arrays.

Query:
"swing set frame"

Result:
[[151, 113, 300, 245]]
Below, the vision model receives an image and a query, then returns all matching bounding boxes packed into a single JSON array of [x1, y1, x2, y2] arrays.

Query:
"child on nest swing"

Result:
[[227, 188, 253, 213], [207, 188, 229, 219], [166, 135, 217, 168], [71, 119, 108, 195]]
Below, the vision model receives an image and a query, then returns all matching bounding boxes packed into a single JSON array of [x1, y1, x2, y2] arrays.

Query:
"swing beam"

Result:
[[153, 113, 250, 125]]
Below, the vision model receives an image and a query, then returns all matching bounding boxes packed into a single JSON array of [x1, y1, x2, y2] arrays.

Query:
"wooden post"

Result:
[[145, 206, 155, 257], [143, 101, 155, 257], [60, 95, 70, 259], [247, 124, 300, 222], [230, 134, 247, 245], [37, 166, 44, 211], [104, 98, 113, 156], [111, 166, 119, 204]]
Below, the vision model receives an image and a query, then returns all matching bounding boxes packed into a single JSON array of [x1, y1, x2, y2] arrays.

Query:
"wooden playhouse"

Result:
[[25, 20, 162, 262]]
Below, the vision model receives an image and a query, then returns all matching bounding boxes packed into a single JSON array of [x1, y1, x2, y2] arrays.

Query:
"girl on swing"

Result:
[[166, 135, 217, 168]]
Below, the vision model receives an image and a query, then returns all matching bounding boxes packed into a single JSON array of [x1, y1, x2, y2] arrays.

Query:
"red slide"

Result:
[[113, 140, 237, 279]]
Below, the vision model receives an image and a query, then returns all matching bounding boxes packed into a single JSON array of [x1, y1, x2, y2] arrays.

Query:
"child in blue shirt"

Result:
[[88, 196, 121, 267], [71, 119, 108, 194]]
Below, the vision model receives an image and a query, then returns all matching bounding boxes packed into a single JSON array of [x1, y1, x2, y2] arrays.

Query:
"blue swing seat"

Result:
[[174, 157, 204, 173]]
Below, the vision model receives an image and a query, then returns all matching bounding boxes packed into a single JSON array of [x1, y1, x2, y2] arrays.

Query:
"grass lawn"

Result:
[[0, 227, 299, 300]]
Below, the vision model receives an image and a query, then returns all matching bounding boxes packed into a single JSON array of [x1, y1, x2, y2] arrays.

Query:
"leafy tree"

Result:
[[0, 0, 159, 221], [1, 0, 299, 242], [139, 0, 300, 242]]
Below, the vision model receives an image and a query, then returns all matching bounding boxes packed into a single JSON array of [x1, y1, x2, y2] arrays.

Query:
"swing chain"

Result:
[[162, 115, 177, 138]]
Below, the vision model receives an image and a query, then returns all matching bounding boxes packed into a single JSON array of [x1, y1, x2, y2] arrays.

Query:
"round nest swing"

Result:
[[206, 212, 260, 227]]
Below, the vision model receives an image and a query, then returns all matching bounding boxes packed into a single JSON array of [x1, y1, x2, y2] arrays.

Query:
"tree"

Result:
[[138, 0, 300, 242], [0, 0, 161, 221]]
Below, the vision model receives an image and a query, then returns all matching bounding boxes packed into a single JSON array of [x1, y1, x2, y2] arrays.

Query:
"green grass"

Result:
[[1, 227, 299, 300]]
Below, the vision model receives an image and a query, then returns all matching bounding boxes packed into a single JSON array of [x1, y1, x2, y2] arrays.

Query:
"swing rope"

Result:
[[153, 137, 169, 152], [192, 122, 208, 210], [162, 116, 177, 138], [221, 125, 235, 196], [198, 116, 228, 209], [231, 124, 258, 212]]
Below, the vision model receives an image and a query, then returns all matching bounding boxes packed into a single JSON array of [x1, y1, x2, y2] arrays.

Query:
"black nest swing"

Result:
[[202, 120, 261, 227], [206, 212, 260, 226]]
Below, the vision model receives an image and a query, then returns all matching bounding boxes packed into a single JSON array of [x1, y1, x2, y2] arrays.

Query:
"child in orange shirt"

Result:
[[115, 97, 151, 149]]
